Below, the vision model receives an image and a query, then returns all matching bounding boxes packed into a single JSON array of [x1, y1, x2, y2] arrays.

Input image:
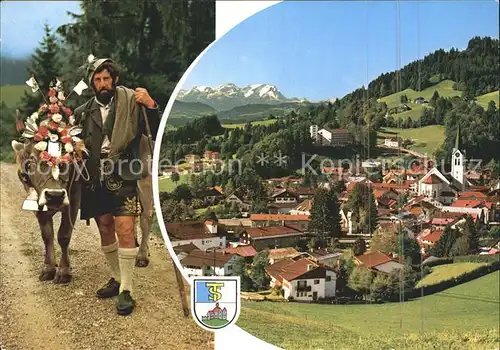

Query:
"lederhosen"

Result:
[[75, 97, 143, 221]]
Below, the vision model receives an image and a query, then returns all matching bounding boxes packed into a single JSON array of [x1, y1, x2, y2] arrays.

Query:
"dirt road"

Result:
[[0, 162, 213, 349]]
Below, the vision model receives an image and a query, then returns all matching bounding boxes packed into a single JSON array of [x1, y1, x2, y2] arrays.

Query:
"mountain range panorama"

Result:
[[177, 83, 323, 111]]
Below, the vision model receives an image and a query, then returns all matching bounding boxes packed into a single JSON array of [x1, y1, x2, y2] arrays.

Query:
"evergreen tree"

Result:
[[352, 238, 367, 256], [309, 188, 342, 243], [20, 23, 62, 116], [429, 226, 459, 257], [250, 251, 270, 291]]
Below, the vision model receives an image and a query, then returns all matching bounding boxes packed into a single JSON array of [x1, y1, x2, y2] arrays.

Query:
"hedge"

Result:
[[423, 258, 453, 267], [408, 259, 500, 299], [452, 254, 500, 264], [422, 254, 499, 267]]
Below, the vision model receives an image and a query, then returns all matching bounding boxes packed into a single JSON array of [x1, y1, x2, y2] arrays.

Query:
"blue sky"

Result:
[[1, 1, 81, 58], [183, 0, 499, 101]]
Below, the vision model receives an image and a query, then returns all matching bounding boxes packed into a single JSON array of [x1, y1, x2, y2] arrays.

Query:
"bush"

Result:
[[452, 254, 499, 264], [424, 257, 453, 268]]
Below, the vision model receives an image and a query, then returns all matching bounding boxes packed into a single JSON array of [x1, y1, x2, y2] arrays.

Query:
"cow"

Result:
[[12, 139, 81, 283], [12, 136, 155, 283]]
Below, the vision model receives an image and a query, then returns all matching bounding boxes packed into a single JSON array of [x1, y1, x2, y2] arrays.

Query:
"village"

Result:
[[165, 125, 500, 304]]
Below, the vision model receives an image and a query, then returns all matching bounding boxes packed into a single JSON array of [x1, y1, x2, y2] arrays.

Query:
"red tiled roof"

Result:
[[293, 187, 317, 196], [220, 245, 257, 257], [165, 220, 227, 241], [458, 191, 488, 199], [372, 182, 410, 190], [451, 199, 484, 208], [355, 251, 394, 268], [266, 258, 320, 282], [431, 217, 460, 226], [420, 229, 443, 243], [181, 249, 235, 268], [245, 226, 305, 239], [250, 214, 310, 221], [268, 247, 301, 260]]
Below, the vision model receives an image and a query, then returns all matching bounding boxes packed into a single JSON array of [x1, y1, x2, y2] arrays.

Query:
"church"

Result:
[[417, 126, 471, 204]]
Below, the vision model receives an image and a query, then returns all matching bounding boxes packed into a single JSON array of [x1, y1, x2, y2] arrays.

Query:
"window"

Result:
[[296, 292, 299, 297], [326, 276, 332, 282], [228, 265, 233, 271], [314, 279, 320, 285]]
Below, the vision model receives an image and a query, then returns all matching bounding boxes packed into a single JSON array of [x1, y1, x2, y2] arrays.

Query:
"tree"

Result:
[[370, 273, 398, 302], [369, 230, 397, 254], [57, 1, 215, 108], [233, 257, 254, 292], [250, 251, 270, 291], [308, 188, 342, 243], [170, 172, 180, 185], [352, 238, 367, 256], [450, 234, 470, 256], [395, 231, 421, 265], [400, 94, 408, 104], [430, 90, 440, 108], [429, 226, 459, 257], [20, 23, 62, 117], [348, 266, 373, 300]]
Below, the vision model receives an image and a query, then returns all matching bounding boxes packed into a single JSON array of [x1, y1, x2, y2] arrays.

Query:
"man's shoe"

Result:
[[116, 290, 136, 316], [96, 278, 120, 299]]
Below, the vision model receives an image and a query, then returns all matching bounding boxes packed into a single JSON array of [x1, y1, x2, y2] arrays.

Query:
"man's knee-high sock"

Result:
[[102, 241, 121, 283], [118, 247, 138, 294]]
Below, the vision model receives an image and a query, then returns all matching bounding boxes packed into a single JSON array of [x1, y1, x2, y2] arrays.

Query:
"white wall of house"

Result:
[[182, 257, 237, 278], [171, 237, 227, 251], [284, 273, 336, 301], [324, 270, 337, 297], [384, 139, 400, 148], [275, 197, 297, 203]]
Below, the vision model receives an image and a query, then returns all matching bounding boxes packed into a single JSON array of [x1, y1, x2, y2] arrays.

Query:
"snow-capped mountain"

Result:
[[176, 83, 302, 111]]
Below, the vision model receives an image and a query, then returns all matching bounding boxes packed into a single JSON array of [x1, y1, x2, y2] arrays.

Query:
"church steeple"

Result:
[[454, 124, 460, 151]]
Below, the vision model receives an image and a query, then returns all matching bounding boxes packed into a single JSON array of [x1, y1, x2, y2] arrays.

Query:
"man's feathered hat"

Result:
[[85, 54, 114, 85]]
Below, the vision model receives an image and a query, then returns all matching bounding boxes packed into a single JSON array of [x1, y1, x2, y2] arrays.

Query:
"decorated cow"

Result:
[[12, 83, 86, 283], [12, 76, 154, 284]]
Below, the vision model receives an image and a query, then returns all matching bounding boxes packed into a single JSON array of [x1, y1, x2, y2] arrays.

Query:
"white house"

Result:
[[266, 257, 336, 301], [180, 249, 238, 277], [166, 219, 227, 251], [354, 250, 405, 274], [289, 199, 312, 215], [384, 137, 401, 148]]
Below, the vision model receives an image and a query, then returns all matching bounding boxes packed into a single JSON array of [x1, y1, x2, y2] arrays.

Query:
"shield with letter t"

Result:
[[191, 276, 240, 332]]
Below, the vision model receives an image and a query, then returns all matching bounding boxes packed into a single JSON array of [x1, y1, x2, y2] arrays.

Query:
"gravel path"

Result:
[[0, 162, 213, 349]]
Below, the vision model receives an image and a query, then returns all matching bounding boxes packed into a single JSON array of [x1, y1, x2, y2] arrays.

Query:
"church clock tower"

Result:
[[451, 125, 466, 190]]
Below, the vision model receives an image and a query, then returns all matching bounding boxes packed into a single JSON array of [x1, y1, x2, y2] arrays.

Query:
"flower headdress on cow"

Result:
[[19, 74, 91, 180]]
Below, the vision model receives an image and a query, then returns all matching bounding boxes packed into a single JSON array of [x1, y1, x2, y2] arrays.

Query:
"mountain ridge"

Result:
[[177, 83, 315, 111]]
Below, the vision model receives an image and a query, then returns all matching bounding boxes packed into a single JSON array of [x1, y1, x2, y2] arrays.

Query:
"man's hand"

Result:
[[134, 88, 156, 109]]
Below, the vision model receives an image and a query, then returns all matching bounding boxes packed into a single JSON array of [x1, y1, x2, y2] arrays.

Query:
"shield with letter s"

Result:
[[190, 276, 240, 331]]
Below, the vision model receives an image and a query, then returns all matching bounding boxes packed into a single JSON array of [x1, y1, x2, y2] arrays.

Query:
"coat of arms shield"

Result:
[[191, 276, 240, 331]]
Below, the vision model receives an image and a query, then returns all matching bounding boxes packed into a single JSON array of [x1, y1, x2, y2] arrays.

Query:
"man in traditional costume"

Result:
[[74, 57, 160, 315]]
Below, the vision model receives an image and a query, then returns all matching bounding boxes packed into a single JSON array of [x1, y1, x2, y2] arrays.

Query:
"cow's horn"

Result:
[[12, 140, 24, 152]]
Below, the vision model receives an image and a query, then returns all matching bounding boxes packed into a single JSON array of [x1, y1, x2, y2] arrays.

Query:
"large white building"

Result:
[[417, 127, 469, 204], [266, 257, 337, 301], [310, 125, 354, 147]]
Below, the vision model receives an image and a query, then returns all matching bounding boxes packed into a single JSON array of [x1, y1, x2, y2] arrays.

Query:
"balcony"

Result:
[[296, 285, 311, 292]]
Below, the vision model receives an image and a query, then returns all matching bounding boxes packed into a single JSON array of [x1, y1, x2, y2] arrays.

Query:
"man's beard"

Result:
[[95, 87, 115, 104]]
